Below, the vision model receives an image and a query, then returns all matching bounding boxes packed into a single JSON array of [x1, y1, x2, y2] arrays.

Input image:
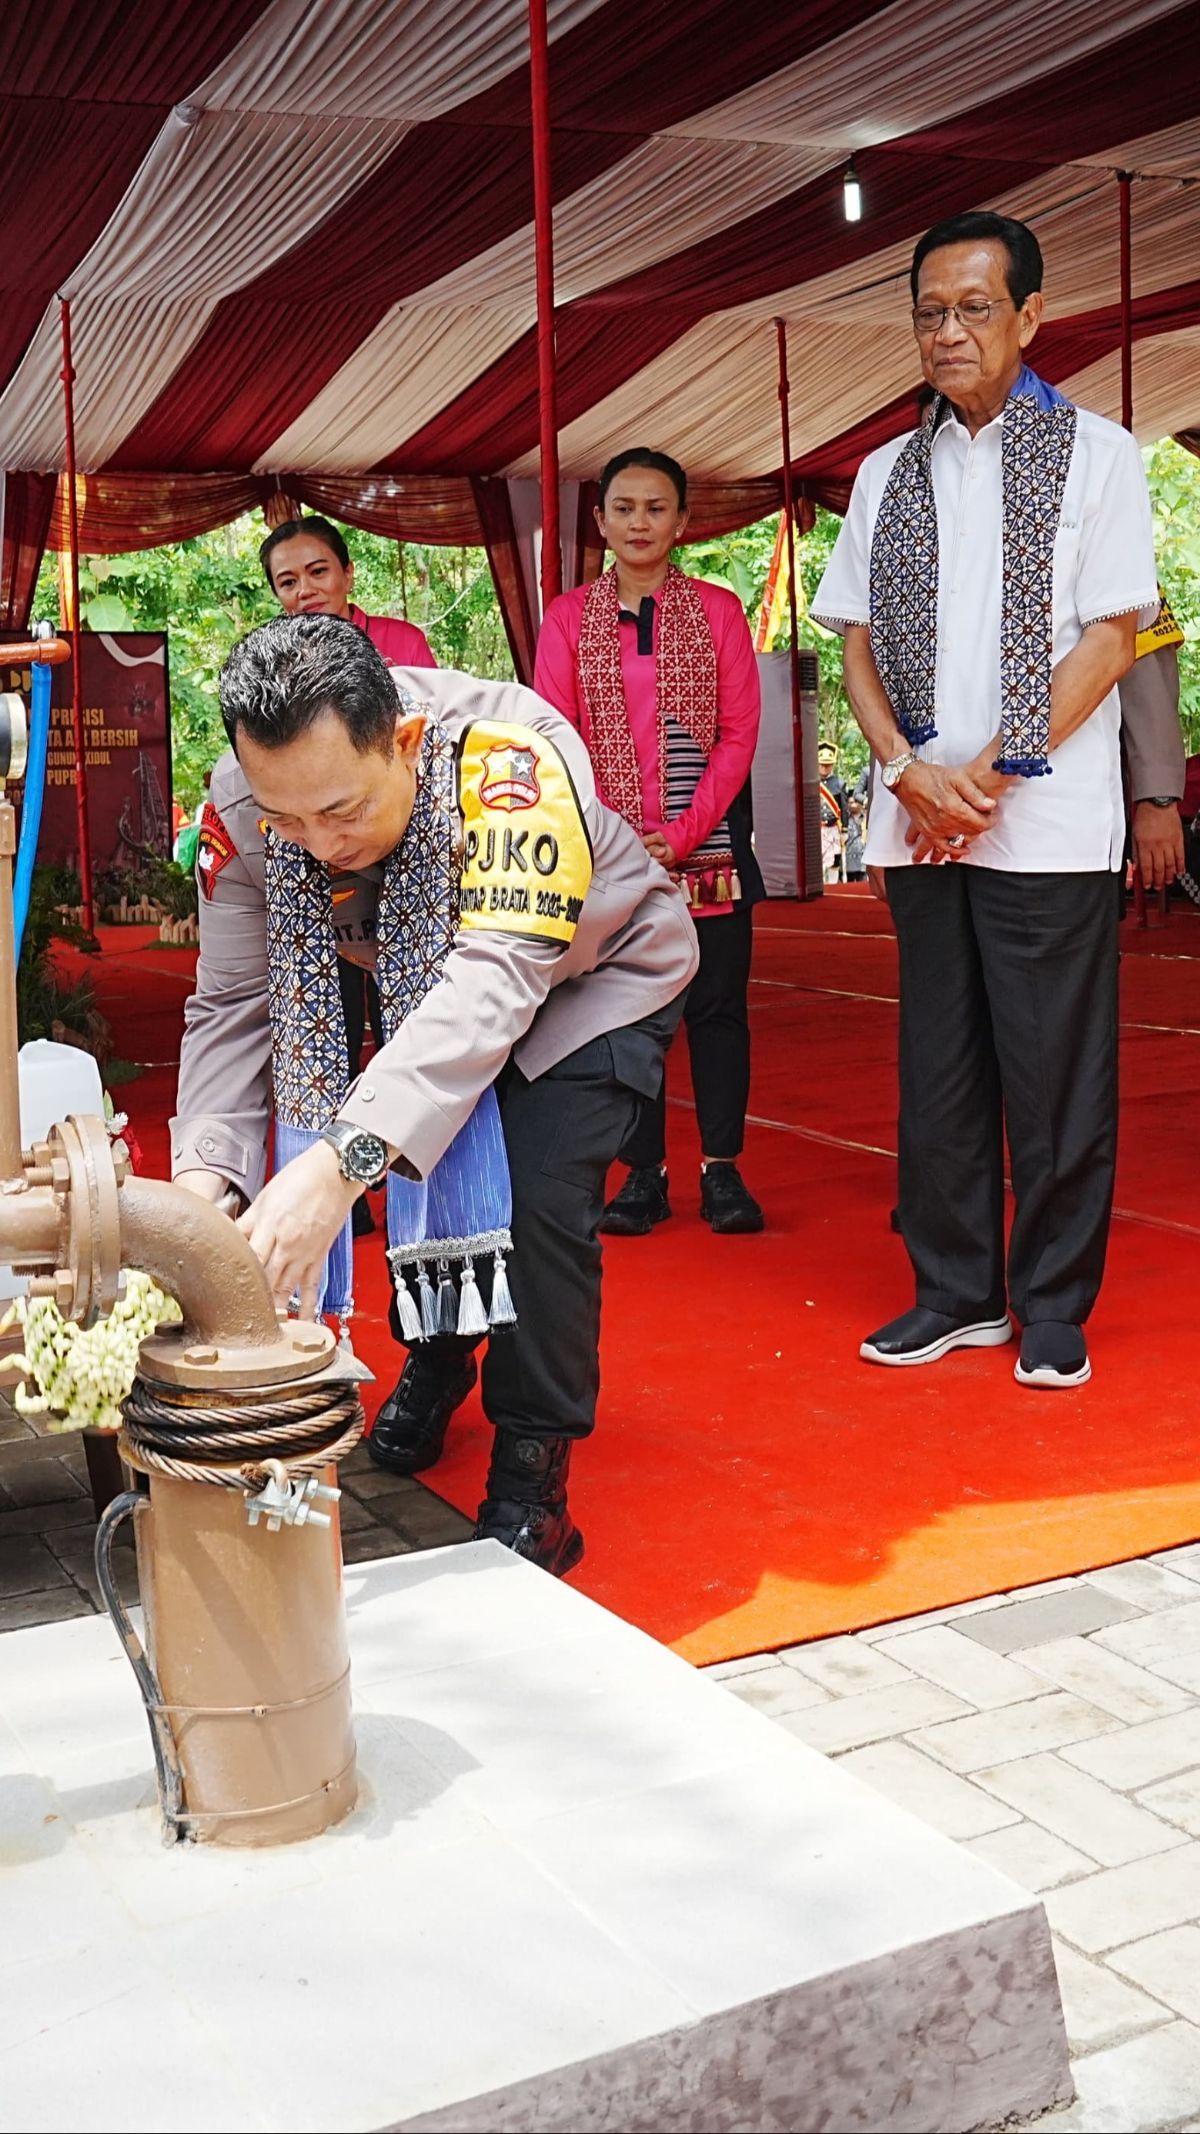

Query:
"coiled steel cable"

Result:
[[120, 1376, 364, 1493]]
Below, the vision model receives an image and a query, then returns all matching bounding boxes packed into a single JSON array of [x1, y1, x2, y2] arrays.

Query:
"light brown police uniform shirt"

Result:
[[171, 668, 699, 1199], [1120, 641, 1185, 803]]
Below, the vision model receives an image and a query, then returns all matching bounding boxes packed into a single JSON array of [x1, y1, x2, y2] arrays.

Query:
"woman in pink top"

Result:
[[535, 449, 764, 1237], [259, 514, 437, 670]]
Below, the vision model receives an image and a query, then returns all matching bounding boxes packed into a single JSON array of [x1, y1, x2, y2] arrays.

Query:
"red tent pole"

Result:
[[528, 0, 561, 611], [1118, 170, 1134, 432], [58, 298, 94, 935], [775, 317, 809, 901]]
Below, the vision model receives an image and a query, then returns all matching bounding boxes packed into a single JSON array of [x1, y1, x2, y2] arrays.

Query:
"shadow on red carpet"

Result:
[[60, 900, 1200, 1664]]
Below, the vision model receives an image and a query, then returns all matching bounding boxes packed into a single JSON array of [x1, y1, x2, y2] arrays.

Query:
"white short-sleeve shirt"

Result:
[[812, 404, 1158, 872]]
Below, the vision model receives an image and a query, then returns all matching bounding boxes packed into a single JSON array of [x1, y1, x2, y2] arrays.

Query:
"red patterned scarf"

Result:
[[576, 564, 719, 831]]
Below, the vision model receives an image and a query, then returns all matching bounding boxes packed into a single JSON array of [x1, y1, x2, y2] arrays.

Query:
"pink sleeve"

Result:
[[664, 595, 761, 862], [533, 600, 585, 732], [400, 622, 437, 669]]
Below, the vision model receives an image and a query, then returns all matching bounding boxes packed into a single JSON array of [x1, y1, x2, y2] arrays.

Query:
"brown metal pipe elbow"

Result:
[[117, 1175, 281, 1346]]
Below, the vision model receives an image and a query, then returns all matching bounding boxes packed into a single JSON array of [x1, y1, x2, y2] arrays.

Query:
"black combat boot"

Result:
[[368, 1349, 478, 1476], [474, 1431, 584, 1576]]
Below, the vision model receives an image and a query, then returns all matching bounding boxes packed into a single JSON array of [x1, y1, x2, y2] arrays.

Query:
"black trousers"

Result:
[[886, 865, 1119, 1328], [387, 1000, 683, 1440], [623, 905, 753, 1166]]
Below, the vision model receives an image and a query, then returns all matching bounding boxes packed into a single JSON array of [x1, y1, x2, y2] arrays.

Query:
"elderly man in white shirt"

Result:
[[813, 210, 1157, 1392]]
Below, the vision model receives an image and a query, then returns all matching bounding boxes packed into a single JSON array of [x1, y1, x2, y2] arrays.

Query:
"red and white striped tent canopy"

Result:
[[2, 0, 1199, 639]]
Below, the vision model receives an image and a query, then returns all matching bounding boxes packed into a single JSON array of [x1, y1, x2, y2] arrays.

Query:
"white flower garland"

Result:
[[0, 1273, 181, 1433]]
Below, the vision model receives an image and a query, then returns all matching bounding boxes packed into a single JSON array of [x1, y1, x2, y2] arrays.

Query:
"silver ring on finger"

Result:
[[946, 833, 966, 849]]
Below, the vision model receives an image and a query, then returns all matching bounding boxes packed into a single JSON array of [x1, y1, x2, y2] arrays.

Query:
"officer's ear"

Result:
[[393, 709, 427, 765]]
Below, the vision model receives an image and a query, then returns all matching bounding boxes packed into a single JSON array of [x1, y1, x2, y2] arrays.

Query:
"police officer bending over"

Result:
[[172, 614, 697, 1574]]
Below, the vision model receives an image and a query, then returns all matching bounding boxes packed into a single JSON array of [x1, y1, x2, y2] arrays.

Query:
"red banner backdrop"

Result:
[[1, 632, 171, 876]]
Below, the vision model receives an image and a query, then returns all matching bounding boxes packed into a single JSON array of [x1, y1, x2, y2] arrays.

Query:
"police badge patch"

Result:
[[196, 801, 236, 899], [457, 720, 592, 946], [479, 743, 541, 811]]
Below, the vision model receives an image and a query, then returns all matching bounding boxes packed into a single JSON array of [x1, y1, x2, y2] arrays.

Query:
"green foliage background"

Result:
[[32, 439, 1200, 806]]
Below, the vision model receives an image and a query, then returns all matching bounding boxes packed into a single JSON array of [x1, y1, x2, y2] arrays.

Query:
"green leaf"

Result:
[[81, 593, 133, 631]]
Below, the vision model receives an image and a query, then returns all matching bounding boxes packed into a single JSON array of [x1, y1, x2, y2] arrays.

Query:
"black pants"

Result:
[[623, 906, 753, 1165], [886, 866, 1119, 1328], [387, 1000, 683, 1439]]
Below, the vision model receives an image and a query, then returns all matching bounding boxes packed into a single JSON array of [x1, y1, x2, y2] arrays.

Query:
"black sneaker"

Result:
[[700, 1163, 764, 1234], [599, 1165, 671, 1236], [860, 1306, 1012, 1367], [368, 1350, 478, 1475], [1014, 1322, 1091, 1389]]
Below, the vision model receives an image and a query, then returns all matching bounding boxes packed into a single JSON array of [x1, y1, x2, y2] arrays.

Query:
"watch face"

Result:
[[346, 1131, 388, 1181]]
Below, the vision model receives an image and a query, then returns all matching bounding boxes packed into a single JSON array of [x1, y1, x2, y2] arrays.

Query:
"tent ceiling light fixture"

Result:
[[843, 159, 863, 223]]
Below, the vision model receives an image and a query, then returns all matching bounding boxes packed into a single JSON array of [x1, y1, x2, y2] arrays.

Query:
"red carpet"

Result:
[[63, 898, 1200, 1664]]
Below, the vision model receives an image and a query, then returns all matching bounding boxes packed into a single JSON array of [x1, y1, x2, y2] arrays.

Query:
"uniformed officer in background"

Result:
[[172, 613, 696, 1574]]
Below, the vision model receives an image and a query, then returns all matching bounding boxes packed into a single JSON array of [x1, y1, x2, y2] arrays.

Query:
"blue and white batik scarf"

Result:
[[868, 364, 1077, 777], [265, 707, 515, 1342]]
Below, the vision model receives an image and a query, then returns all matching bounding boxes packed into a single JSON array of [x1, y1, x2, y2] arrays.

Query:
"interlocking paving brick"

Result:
[[968, 1821, 1095, 1893], [872, 1624, 1047, 1709], [779, 1679, 968, 1755], [957, 1587, 1143, 1653], [47, 1529, 139, 1611], [1062, 1710, 1200, 1793], [0, 1534, 75, 1600], [724, 1667, 830, 1718], [1031, 2022, 1200, 2132], [836, 1740, 1020, 1840], [702, 1653, 779, 1682], [1085, 1561, 1200, 1610], [0, 1498, 96, 1541], [0, 1459, 87, 1510], [973, 1753, 1186, 1868], [341, 1527, 422, 1565], [1092, 1601, 1200, 1691], [1149, 1544, 1200, 1584], [1050, 1941, 1172, 2054], [857, 1595, 1009, 1641], [910, 1693, 1120, 1775], [1019, 1636, 1192, 1724], [0, 1587, 94, 1632], [1110, 1924, 1200, 2024], [1046, 1843, 1200, 1954], [1137, 1772, 1200, 1838], [777, 1634, 913, 1696]]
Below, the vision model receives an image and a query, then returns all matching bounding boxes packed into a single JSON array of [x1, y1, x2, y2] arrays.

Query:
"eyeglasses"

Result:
[[911, 298, 1014, 337]]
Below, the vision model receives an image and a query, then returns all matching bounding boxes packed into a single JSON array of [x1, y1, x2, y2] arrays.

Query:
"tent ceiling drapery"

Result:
[[2, 0, 1199, 594]]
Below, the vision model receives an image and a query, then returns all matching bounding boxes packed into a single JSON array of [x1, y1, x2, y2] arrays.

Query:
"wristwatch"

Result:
[[1144, 795, 1181, 809], [320, 1120, 391, 1188], [880, 750, 917, 792]]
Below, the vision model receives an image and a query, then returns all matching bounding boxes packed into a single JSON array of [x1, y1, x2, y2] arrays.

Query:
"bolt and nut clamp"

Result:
[[246, 1463, 341, 1533]]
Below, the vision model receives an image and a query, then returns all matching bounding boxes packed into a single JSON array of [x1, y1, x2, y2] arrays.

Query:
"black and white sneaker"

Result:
[[860, 1306, 1012, 1367], [1014, 1322, 1091, 1389]]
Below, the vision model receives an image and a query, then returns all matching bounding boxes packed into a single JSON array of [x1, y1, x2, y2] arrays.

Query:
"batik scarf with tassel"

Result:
[[266, 708, 516, 1344], [577, 563, 739, 907], [868, 365, 1077, 778]]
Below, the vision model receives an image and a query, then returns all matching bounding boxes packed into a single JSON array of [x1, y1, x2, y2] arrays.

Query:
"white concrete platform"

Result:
[[0, 1542, 1070, 2133]]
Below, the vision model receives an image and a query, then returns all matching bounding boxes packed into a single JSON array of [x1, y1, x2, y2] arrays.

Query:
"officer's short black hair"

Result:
[[258, 514, 352, 589], [910, 212, 1044, 308], [598, 448, 688, 509], [220, 613, 398, 757]]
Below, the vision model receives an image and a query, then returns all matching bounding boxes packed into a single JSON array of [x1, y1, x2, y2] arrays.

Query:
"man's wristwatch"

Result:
[[320, 1121, 390, 1188], [880, 750, 917, 792], [1144, 795, 1181, 809]]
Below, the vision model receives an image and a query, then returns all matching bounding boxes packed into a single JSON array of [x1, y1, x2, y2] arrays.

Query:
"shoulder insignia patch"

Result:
[[457, 720, 592, 946], [197, 801, 236, 899]]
